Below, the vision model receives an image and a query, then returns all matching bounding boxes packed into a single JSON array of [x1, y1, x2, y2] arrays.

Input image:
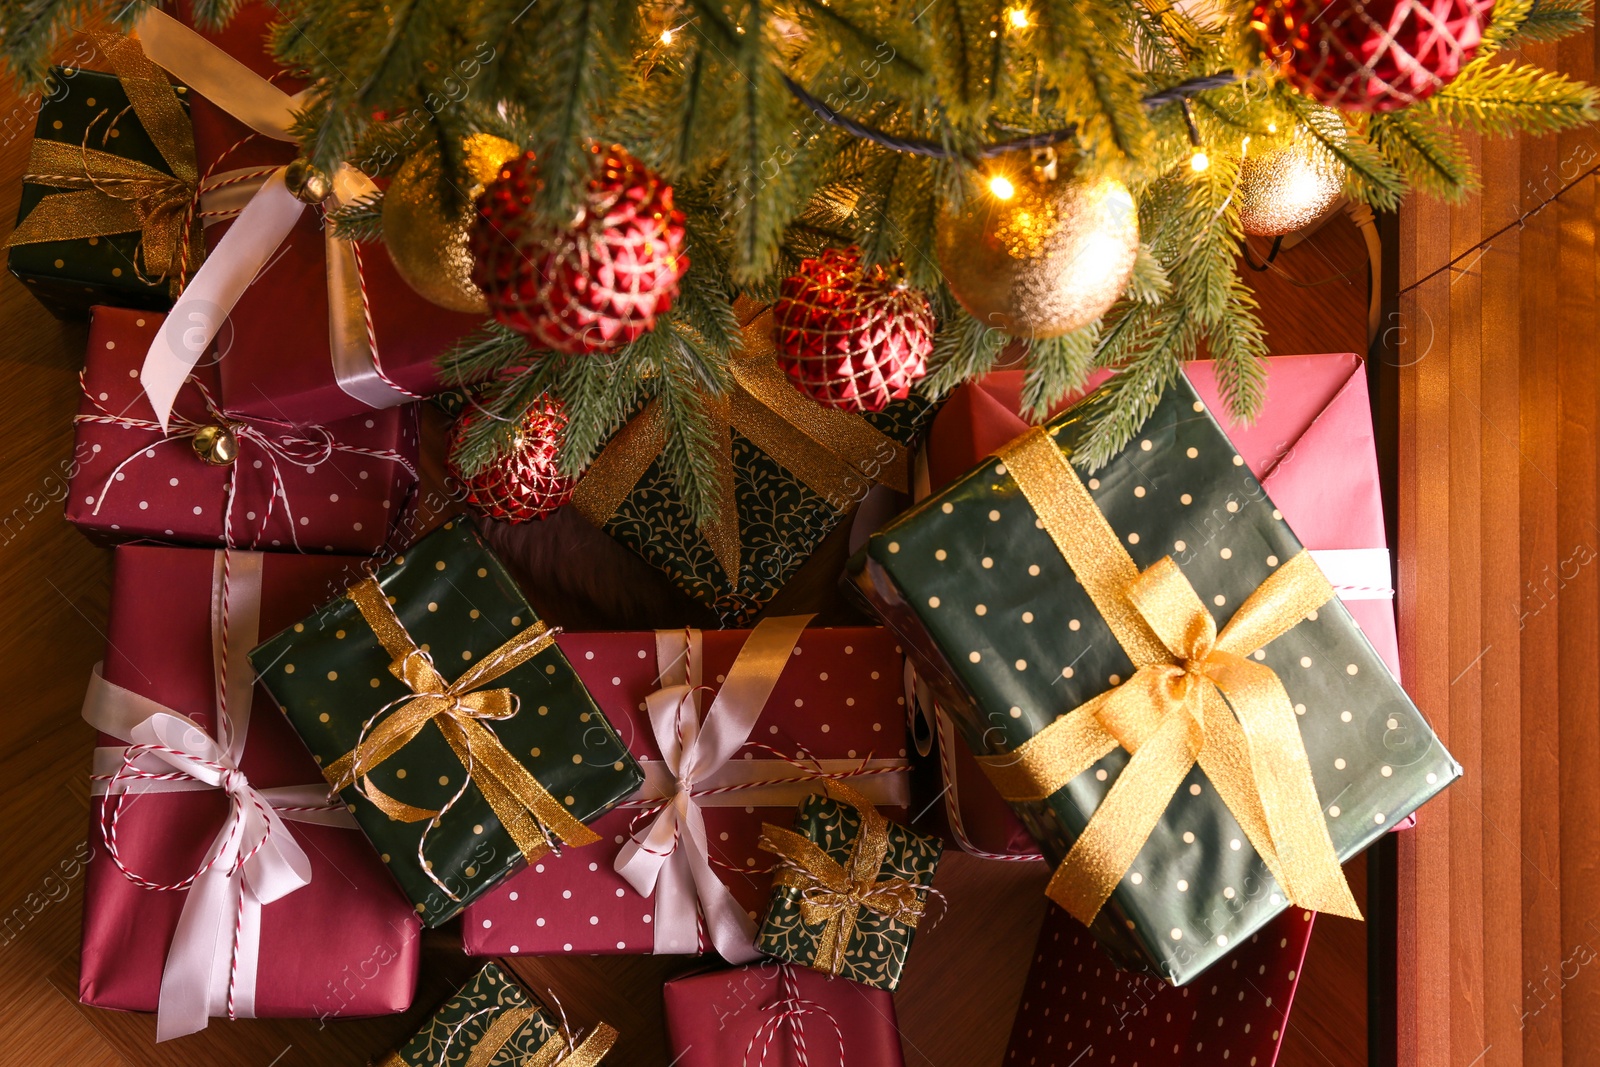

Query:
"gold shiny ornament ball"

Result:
[[382, 134, 523, 313], [191, 423, 239, 466], [936, 159, 1140, 338], [1236, 142, 1345, 237], [284, 158, 332, 204]]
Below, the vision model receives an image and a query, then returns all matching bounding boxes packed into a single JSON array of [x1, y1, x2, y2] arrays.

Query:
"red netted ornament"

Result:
[[1256, 0, 1494, 111], [447, 398, 575, 523], [470, 145, 688, 354], [771, 248, 934, 413]]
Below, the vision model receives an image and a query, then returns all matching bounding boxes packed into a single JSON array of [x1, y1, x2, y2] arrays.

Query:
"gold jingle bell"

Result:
[[191, 423, 240, 466], [284, 158, 332, 204]]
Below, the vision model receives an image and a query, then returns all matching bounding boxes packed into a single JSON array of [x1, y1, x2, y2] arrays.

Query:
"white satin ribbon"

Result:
[[133, 7, 409, 428], [614, 617, 911, 960], [82, 551, 353, 1041]]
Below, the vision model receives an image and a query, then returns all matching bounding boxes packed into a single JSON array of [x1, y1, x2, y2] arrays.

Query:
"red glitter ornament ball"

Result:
[[1256, 0, 1494, 111], [447, 398, 575, 523], [470, 145, 688, 354], [771, 248, 934, 413]]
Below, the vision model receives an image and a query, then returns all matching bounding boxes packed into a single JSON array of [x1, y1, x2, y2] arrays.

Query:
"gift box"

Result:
[[250, 518, 645, 926], [7, 33, 197, 320], [1004, 899, 1315, 1067], [80, 545, 421, 1040], [378, 962, 616, 1067], [129, 5, 480, 427], [65, 305, 420, 551], [664, 962, 906, 1067], [919, 356, 1404, 860], [461, 622, 913, 957], [849, 372, 1460, 983], [571, 306, 937, 626], [754, 783, 942, 990]]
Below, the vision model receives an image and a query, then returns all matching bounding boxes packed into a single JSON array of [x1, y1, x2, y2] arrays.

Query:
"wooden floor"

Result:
[[0, 77, 1382, 1067]]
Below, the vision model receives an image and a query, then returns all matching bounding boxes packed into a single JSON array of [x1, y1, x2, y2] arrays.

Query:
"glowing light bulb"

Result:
[[1189, 150, 1210, 173], [1266, 122, 1278, 134], [989, 175, 1016, 200], [1007, 6, 1031, 27], [660, 27, 675, 43]]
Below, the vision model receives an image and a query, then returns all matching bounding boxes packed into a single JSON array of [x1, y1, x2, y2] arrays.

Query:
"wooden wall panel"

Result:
[[1397, 23, 1600, 1067]]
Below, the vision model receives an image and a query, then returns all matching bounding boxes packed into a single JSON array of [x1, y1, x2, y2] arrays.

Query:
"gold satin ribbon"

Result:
[[758, 781, 928, 976], [6, 31, 199, 283], [323, 577, 599, 864], [377, 1007, 617, 1067], [973, 426, 1361, 926], [571, 306, 910, 584]]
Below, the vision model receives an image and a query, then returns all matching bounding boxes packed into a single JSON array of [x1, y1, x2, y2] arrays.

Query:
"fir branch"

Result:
[[647, 319, 732, 526], [0, 0, 129, 85], [446, 359, 565, 478], [923, 308, 1010, 395], [1428, 58, 1600, 137], [553, 347, 648, 477], [1367, 110, 1475, 203], [1034, 0, 1154, 165], [436, 321, 534, 387], [1074, 308, 1190, 469], [1280, 92, 1404, 211], [326, 191, 385, 241], [1126, 242, 1171, 305], [1019, 323, 1101, 418], [929, 0, 1004, 124], [1510, 0, 1593, 43]]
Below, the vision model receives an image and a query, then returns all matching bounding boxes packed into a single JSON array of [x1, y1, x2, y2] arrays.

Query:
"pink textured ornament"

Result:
[[470, 145, 688, 353], [1256, 0, 1494, 111], [771, 248, 933, 413], [447, 398, 575, 523]]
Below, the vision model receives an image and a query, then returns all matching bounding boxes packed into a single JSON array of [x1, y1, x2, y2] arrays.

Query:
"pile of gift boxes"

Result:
[[13, 6, 1460, 1066]]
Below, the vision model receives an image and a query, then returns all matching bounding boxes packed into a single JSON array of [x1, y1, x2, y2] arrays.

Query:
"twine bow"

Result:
[[76, 370, 415, 551], [973, 426, 1360, 925], [743, 965, 844, 1067], [83, 551, 358, 1042], [323, 577, 598, 902], [758, 781, 929, 977], [131, 7, 418, 430], [572, 305, 911, 587], [6, 30, 199, 286]]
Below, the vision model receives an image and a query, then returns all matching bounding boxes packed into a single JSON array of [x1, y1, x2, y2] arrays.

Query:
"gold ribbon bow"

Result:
[[378, 1007, 617, 1067], [974, 427, 1361, 926], [758, 782, 928, 976], [323, 577, 599, 866], [6, 31, 199, 285], [571, 304, 911, 584]]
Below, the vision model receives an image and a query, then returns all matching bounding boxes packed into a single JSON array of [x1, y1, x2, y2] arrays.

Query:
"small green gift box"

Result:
[[848, 373, 1461, 983], [570, 307, 937, 626], [7, 33, 199, 321], [251, 518, 643, 926], [755, 783, 942, 991], [378, 962, 617, 1067]]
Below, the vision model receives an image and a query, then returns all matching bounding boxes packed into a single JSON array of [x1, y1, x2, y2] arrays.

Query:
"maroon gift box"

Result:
[[917, 355, 1405, 859], [1004, 902, 1314, 1067], [461, 626, 912, 956], [664, 962, 905, 1067], [180, 3, 481, 424], [80, 545, 421, 1022], [65, 305, 419, 551]]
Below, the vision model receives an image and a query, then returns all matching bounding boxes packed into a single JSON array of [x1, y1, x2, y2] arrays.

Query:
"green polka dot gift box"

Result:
[[846, 373, 1460, 985], [8, 40, 197, 321], [250, 519, 643, 926], [754, 784, 942, 991], [377, 962, 616, 1067]]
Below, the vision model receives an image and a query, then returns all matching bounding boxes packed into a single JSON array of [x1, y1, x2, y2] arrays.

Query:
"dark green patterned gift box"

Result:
[[8, 40, 197, 321], [251, 519, 643, 926], [755, 787, 942, 991], [571, 308, 938, 626], [378, 962, 616, 1067], [847, 374, 1460, 984]]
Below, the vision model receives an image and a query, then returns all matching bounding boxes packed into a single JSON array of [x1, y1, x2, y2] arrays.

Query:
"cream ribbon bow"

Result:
[[132, 8, 412, 428]]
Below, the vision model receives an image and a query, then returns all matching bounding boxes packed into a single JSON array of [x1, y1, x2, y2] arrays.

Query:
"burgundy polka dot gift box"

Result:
[[848, 373, 1460, 984]]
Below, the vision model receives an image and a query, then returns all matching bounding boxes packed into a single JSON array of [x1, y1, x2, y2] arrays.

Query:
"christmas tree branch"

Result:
[[1428, 59, 1600, 137]]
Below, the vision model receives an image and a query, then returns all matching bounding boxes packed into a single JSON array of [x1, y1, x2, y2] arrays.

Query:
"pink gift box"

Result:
[[920, 355, 1401, 858], [65, 305, 419, 551], [461, 625, 912, 956], [80, 546, 420, 1036], [1004, 902, 1315, 1067]]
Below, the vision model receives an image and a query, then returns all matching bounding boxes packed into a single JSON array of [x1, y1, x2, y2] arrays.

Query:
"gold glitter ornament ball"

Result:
[[1236, 140, 1345, 237], [383, 134, 523, 312], [935, 157, 1139, 339]]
